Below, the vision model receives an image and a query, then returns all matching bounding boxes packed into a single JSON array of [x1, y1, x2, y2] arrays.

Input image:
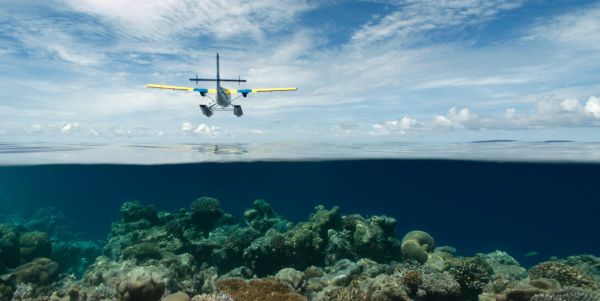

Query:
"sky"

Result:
[[1, 0, 600, 144]]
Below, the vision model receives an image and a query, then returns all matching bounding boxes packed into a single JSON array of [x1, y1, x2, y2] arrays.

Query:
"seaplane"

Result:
[[145, 53, 297, 117]]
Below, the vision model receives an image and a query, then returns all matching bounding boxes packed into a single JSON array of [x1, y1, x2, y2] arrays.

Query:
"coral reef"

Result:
[[217, 278, 307, 301], [19, 231, 52, 262], [0, 206, 102, 276], [530, 287, 600, 301], [117, 270, 165, 301], [1, 197, 598, 301], [0, 223, 21, 268], [449, 256, 493, 299], [400, 230, 435, 264], [529, 261, 597, 289]]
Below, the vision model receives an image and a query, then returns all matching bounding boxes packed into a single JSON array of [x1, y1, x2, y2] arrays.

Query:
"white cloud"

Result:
[[584, 97, 600, 118], [414, 75, 537, 89], [560, 98, 580, 112], [60, 122, 79, 133], [194, 123, 219, 136], [181, 122, 193, 131], [372, 115, 418, 135], [435, 107, 481, 129], [61, 0, 313, 42], [352, 0, 523, 46], [527, 3, 600, 49], [374, 96, 600, 135]]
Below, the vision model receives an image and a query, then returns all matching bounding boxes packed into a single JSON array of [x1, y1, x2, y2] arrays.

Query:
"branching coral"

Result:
[[420, 271, 461, 300], [402, 270, 422, 293], [449, 257, 492, 299]]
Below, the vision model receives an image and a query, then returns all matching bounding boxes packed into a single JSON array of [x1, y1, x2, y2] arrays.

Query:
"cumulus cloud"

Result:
[[584, 97, 600, 118], [434, 107, 481, 129], [180, 122, 220, 136], [181, 122, 193, 131], [374, 96, 600, 135], [372, 116, 418, 135], [60, 122, 80, 134], [192, 124, 219, 136], [560, 98, 580, 112]]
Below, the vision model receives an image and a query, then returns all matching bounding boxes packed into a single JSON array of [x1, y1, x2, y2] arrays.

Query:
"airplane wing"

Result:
[[251, 88, 298, 93], [145, 84, 216, 93], [228, 88, 297, 95]]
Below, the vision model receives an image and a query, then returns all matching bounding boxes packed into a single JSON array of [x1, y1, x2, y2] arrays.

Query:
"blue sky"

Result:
[[1, 0, 600, 143]]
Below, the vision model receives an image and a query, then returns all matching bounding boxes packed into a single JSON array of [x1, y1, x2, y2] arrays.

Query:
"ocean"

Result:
[[0, 141, 599, 300]]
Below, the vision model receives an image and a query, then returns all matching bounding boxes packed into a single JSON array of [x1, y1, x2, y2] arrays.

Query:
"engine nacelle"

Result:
[[238, 89, 251, 98], [194, 88, 208, 97]]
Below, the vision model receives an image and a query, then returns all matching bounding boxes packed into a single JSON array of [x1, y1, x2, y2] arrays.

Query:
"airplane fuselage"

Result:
[[216, 86, 231, 107]]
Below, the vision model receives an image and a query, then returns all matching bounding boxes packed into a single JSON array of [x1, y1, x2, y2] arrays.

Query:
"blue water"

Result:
[[1, 153, 599, 267]]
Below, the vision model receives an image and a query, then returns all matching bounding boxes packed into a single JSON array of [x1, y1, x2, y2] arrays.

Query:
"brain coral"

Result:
[[11, 257, 59, 285], [117, 271, 165, 301], [529, 261, 597, 289], [19, 231, 52, 263], [400, 230, 435, 264]]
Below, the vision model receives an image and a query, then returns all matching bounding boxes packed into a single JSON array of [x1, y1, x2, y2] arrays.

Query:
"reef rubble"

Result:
[[0, 197, 598, 301]]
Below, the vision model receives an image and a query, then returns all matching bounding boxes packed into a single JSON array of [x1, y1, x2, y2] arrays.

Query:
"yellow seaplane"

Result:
[[145, 53, 297, 117]]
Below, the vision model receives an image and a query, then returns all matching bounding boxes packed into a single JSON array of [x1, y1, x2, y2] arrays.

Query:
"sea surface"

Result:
[[1, 140, 600, 164], [0, 140, 599, 268]]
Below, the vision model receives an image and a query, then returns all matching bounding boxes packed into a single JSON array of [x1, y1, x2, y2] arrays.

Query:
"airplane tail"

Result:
[[216, 53, 220, 88], [189, 53, 246, 85]]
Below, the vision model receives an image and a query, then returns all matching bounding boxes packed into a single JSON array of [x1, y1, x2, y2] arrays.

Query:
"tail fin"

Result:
[[216, 53, 220, 88], [188, 53, 246, 84]]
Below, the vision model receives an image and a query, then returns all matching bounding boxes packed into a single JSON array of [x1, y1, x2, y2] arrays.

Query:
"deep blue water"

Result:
[[0, 159, 598, 267]]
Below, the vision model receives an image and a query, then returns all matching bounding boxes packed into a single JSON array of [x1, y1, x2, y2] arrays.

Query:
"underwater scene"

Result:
[[0, 147, 599, 301]]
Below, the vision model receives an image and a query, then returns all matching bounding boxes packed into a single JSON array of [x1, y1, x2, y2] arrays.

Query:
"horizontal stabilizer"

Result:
[[189, 78, 247, 83]]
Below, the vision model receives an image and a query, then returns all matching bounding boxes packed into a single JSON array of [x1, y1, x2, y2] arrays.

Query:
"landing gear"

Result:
[[199, 105, 213, 117], [233, 105, 243, 117]]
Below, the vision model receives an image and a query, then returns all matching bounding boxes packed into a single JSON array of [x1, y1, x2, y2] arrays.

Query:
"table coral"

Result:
[[217, 278, 307, 301]]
